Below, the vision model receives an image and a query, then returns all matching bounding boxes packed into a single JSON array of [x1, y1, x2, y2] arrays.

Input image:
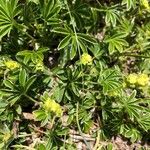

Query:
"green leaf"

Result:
[[45, 138, 53, 150], [33, 110, 48, 121], [107, 143, 113, 150], [117, 18, 134, 36], [105, 9, 118, 26], [47, 6, 61, 22], [96, 5, 119, 27], [53, 86, 65, 103], [52, 27, 71, 35], [27, 0, 39, 4], [17, 50, 32, 56], [0, 25, 11, 38], [71, 83, 79, 96], [7, 95, 21, 106], [24, 75, 37, 93], [17, 49, 46, 63], [78, 38, 87, 53], [122, 0, 137, 10], [3, 80, 14, 90], [37, 47, 49, 53], [41, 0, 61, 22], [0, 101, 8, 108], [70, 37, 77, 59], [99, 69, 122, 93], [105, 33, 128, 54], [19, 69, 27, 87], [58, 35, 71, 50], [138, 114, 150, 131], [15, 105, 22, 114], [77, 33, 97, 44], [0, 0, 20, 38], [119, 91, 144, 120], [38, 144, 46, 150]]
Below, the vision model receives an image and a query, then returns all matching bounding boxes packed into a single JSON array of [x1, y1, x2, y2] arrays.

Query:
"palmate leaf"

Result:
[[58, 35, 72, 50], [119, 91, 144, 120], [17, 47, 48, 63], [136, 25, 150, 52], [66, 0, 90, 29], [0, 0, 20, 38], [122, 0, 137, 10], [105, 8, 119, 27], [40, 0, 61, 23], [53, 26, 96, 59], [117, 18, 134, 36], [137, 114, 150, 131], [124, 128, 141, 143], [95, 5, 120, 27], [105, 33, 129, 54], [58, 33, 96, 59], [99, 69, 122, 94]]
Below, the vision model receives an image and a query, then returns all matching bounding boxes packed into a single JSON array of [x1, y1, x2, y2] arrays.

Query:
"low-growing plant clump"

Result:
[[0, 0, 150, 149]]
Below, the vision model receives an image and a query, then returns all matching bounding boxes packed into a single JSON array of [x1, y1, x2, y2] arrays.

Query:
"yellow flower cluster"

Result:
[[137, 74, 149, 86], [127, 74, 137, 84], [80, 53, 92, 65], [43, 98, 62, 117], [5, 60, 20, 70], [127, 73, 149, 86], [141, 0, 150, 10]]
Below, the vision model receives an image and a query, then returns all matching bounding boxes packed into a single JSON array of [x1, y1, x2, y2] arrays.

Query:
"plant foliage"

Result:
[[0, 0, 150, 149]]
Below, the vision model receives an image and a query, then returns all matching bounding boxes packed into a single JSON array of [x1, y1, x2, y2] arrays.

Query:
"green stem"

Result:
[[65, 0, 84, 88], [24, 94, 38, 103], [95, 0, 101, 6], [65, 0, 81, 57], [51, 116, 56, 129], [64, 1, 79, 46], [123, 44, 136, 52], [76, 102, 92, 150], [93, 130, 100, 150]]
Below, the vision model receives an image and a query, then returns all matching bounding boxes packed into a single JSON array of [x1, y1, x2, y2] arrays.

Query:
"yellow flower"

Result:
[[141, 0, 150, 10], [80, 53, 92, 65], [137, 74, 149, 86], [3, 132, 12, 142], [43, 98, 62, 117], [127, 74, 138, 84], [5, 60, 20, 70]]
